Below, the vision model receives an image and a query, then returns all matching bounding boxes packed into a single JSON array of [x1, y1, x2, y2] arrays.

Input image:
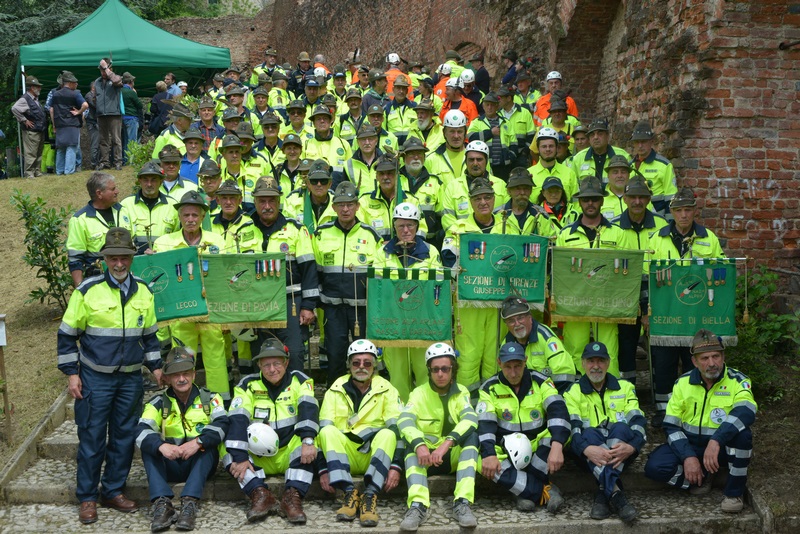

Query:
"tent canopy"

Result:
[[18, 0, 231, 97]]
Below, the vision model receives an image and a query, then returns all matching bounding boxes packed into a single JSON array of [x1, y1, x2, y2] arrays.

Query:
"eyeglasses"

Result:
[[260, 361, 285, 370], [430, 366, 452, 374], [581, 197, 603, 203], [309, 179, 331, 185], [289, 110, 304, 116], [503, 315, 528, 325], [351, 360, 373, 368]]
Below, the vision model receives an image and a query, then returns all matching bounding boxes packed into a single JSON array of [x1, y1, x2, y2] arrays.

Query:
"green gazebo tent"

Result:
[[18, 0, 231, 96]]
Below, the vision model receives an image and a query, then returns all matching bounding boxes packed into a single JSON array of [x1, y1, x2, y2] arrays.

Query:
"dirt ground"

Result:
[[0, 168, 136, 463], [0, 168, 799, 524]]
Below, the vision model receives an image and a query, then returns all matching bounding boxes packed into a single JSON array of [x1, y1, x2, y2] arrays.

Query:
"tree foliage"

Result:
[[10, 190, 75, 311], [0, 0, 218, 150]]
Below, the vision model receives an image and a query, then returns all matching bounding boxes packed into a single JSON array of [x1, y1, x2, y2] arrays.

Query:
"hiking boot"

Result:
[[150, 496, 177, 532], [590, 491, 610, 520], [690, 472, 716, 496], [175, 496, 198, 531], [453, 498, 477, 528], [721, 495, 744, 513], [336, 488, 360, 522], [544, 483, 564, 514], [246, 486, 277, 522], [610, 490, 638, 524], [359, 492, 379, 527], [280, 487, 307, 524], [400, 502, 427, 532], [516, 496, 537, 512]]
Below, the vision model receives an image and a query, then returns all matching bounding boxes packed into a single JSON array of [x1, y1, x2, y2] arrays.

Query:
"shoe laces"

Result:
[[539, 484, 552, 506], [181, 498, 198, 516], [453, 499, 472, 516], [361, 494, 377, 514], [154, 496, 172, 514], [344, 490, 359, 508]]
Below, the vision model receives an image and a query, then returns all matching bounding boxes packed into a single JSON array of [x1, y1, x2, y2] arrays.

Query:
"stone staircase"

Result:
[[0, 353, 767, 533]]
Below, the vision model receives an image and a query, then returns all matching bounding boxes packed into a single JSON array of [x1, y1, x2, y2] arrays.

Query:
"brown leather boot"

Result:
[[247, 486, 278, 523], [280, 487, 307, 524]]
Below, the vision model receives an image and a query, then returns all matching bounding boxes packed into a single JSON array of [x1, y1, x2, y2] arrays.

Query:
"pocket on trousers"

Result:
[[74, 390, 93, 429]]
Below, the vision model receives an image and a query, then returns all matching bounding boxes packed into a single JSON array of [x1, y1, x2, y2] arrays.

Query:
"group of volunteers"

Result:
[[56, 46, 755, 531]]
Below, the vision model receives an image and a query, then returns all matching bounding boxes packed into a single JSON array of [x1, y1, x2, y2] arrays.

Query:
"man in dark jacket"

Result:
[[11, 76, 46, 178], [93, 57, 124, 170], [50, 71, 88, 175]]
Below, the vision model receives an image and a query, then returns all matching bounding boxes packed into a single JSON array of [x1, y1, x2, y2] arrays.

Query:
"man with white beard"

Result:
[[407, 98, 444, 152], [398, 137, 444, 247]]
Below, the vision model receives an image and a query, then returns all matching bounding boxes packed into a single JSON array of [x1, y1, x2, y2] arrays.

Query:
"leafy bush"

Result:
[[10, 190, 75, 311], [727, 265, 800, 401], [126, 137, 155, 170]]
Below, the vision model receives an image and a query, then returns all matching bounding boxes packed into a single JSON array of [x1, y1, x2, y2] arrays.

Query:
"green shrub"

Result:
[[126, 137, 155, 170], [726, 265, 800, 401], [10, 190, 75, 311]]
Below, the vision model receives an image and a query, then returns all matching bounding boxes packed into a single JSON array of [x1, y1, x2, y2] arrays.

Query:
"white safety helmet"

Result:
[[247, 423, 279, 457], [347, 339, 379, 360], [503, 432, 533, 470], [440, 63, 452, 76], [459, 69, 475, 84], [425, 342, 457, 363], [536, 127, 559, 145], [546, 71, 562, 81], [445, 77, 463, 89], [442, 109, 468, 128], [465, 140, 490, 158], [386, 52, 400, 65], [392, 202, 421, 221], [313, 67, 327, 78], [230, 327, 257, 342]]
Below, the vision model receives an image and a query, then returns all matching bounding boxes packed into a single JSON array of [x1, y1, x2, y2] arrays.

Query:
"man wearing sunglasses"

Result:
[[317, 339, 403, 527], [398, 342, 479, 531], [284, 159, 337, 232]]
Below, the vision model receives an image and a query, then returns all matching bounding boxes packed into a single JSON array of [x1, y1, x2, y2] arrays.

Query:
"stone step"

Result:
[[0, 491, 761, 533], [22, 418, 678, 507]]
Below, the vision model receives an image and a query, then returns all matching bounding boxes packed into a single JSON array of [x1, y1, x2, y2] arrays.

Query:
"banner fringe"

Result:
[[157, 315, 210, 328], [550, 315, 637, 325], [650, 335, 739, 347], [373, 339, 452, 348], [213, 321, 288, 330]]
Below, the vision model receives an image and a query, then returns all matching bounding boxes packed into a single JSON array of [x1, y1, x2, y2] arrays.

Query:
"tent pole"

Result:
[[16, 66, 26, 177]]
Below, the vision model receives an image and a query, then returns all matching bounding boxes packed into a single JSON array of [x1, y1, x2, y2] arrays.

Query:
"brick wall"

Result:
[[156, 0, 800, 272]]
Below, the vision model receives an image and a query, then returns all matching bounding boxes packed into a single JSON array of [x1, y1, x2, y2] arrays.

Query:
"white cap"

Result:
[[177, 81, 188, 87], [387, 52, 400, 64]]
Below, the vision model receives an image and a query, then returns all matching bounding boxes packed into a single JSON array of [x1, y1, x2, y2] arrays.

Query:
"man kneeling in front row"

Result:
[[136, 347, 229, 532]]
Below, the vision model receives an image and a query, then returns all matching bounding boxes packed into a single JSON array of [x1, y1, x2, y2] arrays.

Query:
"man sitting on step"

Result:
[[645, 329, 757, 514], [136, 347, 229, 532], [563, 341, 645, 523], [317, 339, 403, 527]]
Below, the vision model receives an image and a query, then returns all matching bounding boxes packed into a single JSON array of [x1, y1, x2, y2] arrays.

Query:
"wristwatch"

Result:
[[195, 436, 205, 451], [302, 437, 315, 446]]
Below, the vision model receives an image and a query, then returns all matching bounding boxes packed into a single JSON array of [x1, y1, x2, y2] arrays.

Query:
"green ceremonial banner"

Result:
[[366, 270, 452, 347], [550, 247, 645, 324], [202, 254, 287, 328], [457, 233, 549, 307], [131, 248, 208, 325], [649, 259, 737, 346]]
